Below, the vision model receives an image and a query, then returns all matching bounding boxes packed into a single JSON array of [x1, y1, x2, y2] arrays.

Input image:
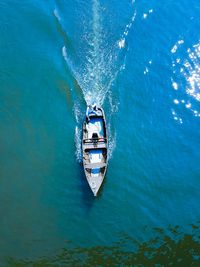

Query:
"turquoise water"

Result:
[[0, 0, 200, 265]]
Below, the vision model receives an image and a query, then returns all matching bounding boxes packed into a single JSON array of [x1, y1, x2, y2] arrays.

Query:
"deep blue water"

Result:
[[0, 0, 200, 266]]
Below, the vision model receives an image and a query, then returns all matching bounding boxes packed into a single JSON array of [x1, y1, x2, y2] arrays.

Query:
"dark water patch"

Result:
[[73, 79, 85, 103], [4, 224, 200, 266], [77, 163, 96, 213], [56, 79, 73, 108]]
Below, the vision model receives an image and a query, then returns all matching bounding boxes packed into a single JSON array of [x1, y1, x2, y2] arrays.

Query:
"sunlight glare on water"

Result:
[[171, 40, 200, 122]]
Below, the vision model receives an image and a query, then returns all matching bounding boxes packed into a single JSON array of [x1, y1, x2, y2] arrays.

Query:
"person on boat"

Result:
[[86, 105, 92, 122], [92, 103, 97, 111], [86, 103, 98, 122]]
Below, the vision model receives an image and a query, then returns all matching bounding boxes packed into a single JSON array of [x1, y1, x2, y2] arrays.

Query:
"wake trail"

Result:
[[57, 1, 137, 161]]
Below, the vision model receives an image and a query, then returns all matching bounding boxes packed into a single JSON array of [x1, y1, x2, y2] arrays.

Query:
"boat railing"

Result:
[[83, 137, 107, 144]]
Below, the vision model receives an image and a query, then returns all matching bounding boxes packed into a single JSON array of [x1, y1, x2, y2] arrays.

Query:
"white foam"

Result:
[[73, 103, 84, 162], [185, 103, 191, 109], [66, 2, 136, 108], [118, 39, 125, 49], [171, 45, 178, 54], [171, 39, 184, 54], [172, 82, 178, 90], [143, 9, 153, 19], [179, 118, 183, 124], [62, 46, 67, 61], [173, 99, 179, 104], [75, 126, 82, 162], [118, 10, 136, 51], [144, 66, 149, 75], [143, 13, 147, 19], [53, 8, 61, 22], [171, 109, 176, 116], [60, 0, 136, 161], [178, 40, 184, 45], [107, 123, 116, 161]]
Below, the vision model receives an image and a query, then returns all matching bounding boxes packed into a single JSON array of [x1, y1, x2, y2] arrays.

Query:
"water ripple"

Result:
[[171, 40, 200, 122]]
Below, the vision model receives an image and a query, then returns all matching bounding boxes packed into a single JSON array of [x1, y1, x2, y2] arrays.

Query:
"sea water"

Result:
[[0, 0, 200, 265]]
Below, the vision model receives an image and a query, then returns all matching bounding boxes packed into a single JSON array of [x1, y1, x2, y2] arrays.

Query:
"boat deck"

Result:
[[82, 107, 107, 196]]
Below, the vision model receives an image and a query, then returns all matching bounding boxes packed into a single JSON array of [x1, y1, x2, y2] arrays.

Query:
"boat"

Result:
[[82, 104, 108, 196]]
